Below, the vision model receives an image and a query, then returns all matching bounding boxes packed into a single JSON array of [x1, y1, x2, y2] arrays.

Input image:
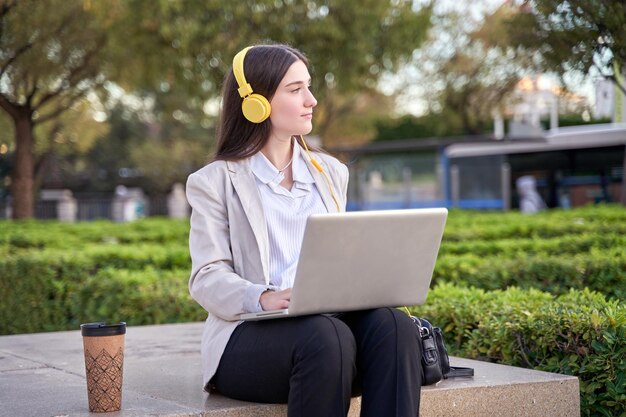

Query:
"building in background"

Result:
[[443, 124, 626, 210], [332, 123, 625, 211]]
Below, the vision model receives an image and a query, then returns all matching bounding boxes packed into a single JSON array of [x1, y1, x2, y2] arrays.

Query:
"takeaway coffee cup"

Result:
[[80, 322, 126, 412]]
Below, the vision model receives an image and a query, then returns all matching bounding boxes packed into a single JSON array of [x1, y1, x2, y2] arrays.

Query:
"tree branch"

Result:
[[25, 75, 39, 108], [33, 36, 105, 111], [34, 90, 87, 125], [35, 104, 72, 126], [515, 332, 534, 369], [0, 41, 35, 80], [0, 0, 17, 26], [0, 0, 17, 15], [0, 93, 20, 119]]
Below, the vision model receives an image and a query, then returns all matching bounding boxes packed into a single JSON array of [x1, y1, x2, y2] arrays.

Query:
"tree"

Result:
[[83, 101, 213, 195], [393, 3, 532, 136], [32, 99, 109, 191], [506, 0, 626, 95], [104, 0, 432, 144], [0, 0, 111, 218]]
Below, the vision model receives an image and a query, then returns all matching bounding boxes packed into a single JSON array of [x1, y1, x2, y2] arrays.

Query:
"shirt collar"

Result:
[[250, 150, 281, 185], [250, 141, 316, 186]]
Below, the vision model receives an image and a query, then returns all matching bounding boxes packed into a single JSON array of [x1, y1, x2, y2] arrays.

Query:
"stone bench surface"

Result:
[[0, 322, 579, 417]]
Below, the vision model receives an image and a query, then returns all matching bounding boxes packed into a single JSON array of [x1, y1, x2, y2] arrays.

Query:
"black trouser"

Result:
[[212, 307, 422, 417]]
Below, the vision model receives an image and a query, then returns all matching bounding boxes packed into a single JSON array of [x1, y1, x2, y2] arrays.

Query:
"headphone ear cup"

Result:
[[241, 93, 271, 123]]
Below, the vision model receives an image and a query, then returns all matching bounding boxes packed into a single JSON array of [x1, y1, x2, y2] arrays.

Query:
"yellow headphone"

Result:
[[232, 47, 272, 123]]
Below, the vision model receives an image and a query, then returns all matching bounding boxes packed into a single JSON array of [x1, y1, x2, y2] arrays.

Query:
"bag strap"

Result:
[[445, 366, 474, 378]]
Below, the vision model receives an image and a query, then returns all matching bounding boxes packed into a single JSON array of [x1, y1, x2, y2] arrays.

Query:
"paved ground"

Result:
[[0, 321, 579, 417]]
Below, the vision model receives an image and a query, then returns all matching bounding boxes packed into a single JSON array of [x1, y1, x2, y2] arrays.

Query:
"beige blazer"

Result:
[[186, 145, 349, 389]]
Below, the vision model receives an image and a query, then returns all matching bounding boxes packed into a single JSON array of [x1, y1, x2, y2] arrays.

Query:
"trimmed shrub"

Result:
[[0, 254, 89, 334], [443, 204, 626, 242], [71, 268, 206, 327], [411, 283, 626, 417], [0, 218, 189, 250], [0, 246, 191, 334], [439, 233, 626, 258], [433, 248, 626, 299]]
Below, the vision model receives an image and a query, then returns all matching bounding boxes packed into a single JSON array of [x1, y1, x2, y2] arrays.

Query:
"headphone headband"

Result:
[[232, 47, 253, 98]]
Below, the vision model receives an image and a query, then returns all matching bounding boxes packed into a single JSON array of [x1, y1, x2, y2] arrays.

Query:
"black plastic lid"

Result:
[[80, 322, 126, 337]]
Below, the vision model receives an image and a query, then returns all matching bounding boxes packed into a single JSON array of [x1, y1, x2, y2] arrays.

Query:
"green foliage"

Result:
[[106, 0, 433, 139], [429, 205, 626, 299], [0, 0, 114, 218], [373, 113, 466, 141], [411, 284, 626, 417], [434, 248, 626, 299], [373, 113, 622, 142], [1, 205, 624, 334], [540, 115, 613, 130], [0, 218, 189, 250], [0, 0, 107, 106], [0, 255, 204, 334], [0, 249, 197, 334], [410, 4, 530, 137], [0, 217, 193, 334], [443, 204, 626, 241], [506, 0, 626, 94], [72, 267, 205, 326]]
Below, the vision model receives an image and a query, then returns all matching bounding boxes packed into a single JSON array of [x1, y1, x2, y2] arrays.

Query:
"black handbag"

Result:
[[411, 316, 474, 385]]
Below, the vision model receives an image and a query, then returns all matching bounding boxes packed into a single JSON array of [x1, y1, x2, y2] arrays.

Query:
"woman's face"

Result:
[[269, 60, 317, 140]]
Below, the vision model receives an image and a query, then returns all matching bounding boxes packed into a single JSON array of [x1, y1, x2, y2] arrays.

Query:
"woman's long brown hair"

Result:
[[214, 44, 309, 161]]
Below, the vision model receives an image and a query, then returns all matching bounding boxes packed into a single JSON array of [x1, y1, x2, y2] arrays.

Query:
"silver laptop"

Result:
[[239, 208, 448, 321]]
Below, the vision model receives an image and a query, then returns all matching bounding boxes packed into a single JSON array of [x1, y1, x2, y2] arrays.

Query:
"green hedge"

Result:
[[2, 205, 624, 250], [443, 205, 626, 242], [439, 232, 626, 258], [411, 283, 626, 417], [0, 261, 204, 334], [0, 246, 192, 334], [434, 248, 626, 299], [1, 243, 190, 273], [0, 218, 189, 250], [1, 205, 624, 334], [72, 267, 205, 326]]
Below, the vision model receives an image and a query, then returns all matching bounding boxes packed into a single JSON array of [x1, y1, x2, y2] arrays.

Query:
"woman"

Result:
[[186, 43, 422, 417]]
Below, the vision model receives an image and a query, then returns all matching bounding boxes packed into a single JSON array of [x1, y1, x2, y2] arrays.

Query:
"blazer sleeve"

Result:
[[186, 170, 263, 321]]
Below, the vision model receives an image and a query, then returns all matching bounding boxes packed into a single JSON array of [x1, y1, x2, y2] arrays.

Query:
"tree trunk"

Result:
[[10, 114, 35, 219]]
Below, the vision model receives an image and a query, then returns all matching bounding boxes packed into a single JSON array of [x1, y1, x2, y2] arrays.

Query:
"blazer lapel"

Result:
[[226, 159, 270, 283]]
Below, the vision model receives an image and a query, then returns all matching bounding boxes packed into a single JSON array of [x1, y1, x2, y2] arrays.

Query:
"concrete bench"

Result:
[[0, 322, 579, 417]]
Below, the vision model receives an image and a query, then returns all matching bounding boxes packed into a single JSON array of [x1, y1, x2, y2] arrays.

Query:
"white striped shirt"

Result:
[[244, 143, 327, 312]]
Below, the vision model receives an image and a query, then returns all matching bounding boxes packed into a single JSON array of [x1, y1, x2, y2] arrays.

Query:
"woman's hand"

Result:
[[260, 288, 291, 311]]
